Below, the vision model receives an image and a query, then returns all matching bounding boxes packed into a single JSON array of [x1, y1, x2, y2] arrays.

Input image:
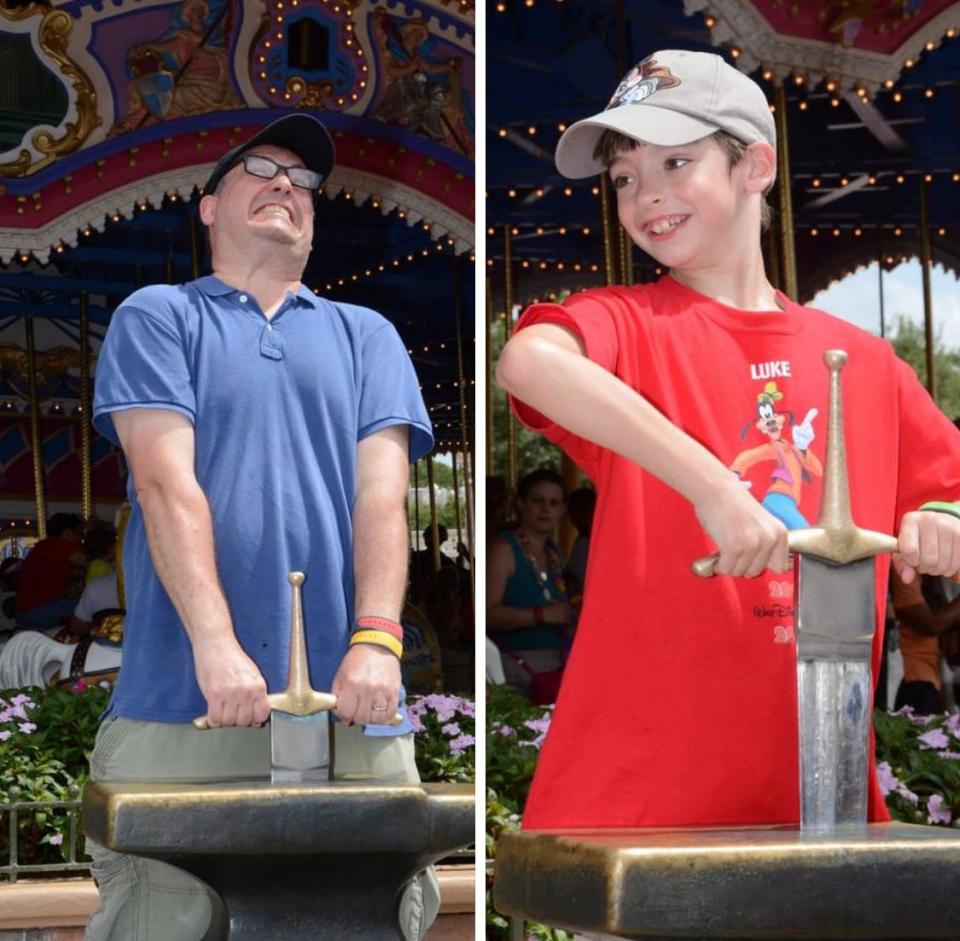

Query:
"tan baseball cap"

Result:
[[555, 50, 776, 179]]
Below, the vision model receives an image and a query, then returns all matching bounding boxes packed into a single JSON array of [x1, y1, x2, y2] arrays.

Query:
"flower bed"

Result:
[[1, 685, 475, 877], [485, 683, 960, 941]]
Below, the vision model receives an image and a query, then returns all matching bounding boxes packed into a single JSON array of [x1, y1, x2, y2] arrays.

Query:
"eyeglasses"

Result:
[[237, 153, 323, 192]]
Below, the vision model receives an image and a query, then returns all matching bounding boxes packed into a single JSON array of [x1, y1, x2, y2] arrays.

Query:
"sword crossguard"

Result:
[[193, 572, 403, 729], [693, 350, 900, 578]]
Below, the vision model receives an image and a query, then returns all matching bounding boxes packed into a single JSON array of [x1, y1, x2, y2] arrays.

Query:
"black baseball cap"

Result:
[[201, 113, 336, 197]]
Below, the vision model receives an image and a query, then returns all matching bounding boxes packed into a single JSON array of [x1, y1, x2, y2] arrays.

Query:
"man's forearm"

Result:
[[138, 480, 235, 644], [354, 485, 408, 622], [498, 332, 732, 506]]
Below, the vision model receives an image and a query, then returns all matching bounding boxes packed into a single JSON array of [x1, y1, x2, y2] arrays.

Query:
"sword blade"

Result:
[[795, 555, 875, 830], [270, 711, 331, 784]]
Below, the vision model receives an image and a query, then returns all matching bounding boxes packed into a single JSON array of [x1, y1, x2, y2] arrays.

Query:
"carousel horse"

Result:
[[0, 608, 123, 690]]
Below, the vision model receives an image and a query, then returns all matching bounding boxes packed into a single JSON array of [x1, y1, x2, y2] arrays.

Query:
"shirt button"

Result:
[[266, 324, 273, 331], [239, 294, 248, 303]]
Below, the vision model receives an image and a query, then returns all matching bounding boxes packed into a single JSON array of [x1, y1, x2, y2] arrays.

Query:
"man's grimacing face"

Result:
[[200, 143, 316, 259], [608, 135, 767, 273]]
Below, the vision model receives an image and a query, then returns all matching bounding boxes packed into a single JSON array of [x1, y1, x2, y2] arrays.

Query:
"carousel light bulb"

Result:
[[854, 228, 862, 236], [825, 79, 838, 92], [954, 172, 960, 182], [536, 226, 544, 235], [810, 228, 819, 236], [926, 41, 935, 51], [939, 227, 946, 236], [883, 79, 894, 89], [495, 2, 506, 10], [558, 226, 567, 234], [729, 47, 740, 59], [582, 226, 590, 234], [868, 175, 877, 185], [894, 227, 902, 236], [840, 176, 848, 186], [563, 187, 572, 196], [925, 173, 933, 182], [762, 69, 773, 81], [591, 186, 599, 195], [832, 228, 840, 237], [925, 88, 934, 98], [793, 74, 805, 85], [704, 15, 716, 27], [830, 97, 840, 107], [535, 187, 545, 197], [798, 101, 808, 110], [896, 174, 905, 184], [557, 122, 566, 131], [507, 188, 517, 198], [812, 177, 821, 187], [893, 91, 903, 102], [527, 125, 536, 135], [904, 58, 914, 68], [498, 128, 507, 138]]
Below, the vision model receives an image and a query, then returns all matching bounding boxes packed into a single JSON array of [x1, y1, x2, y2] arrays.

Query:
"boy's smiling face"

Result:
[[609, 135, 770, 272]]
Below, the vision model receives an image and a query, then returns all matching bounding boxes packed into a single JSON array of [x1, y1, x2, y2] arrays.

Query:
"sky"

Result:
[[810, 261, 960, 350]]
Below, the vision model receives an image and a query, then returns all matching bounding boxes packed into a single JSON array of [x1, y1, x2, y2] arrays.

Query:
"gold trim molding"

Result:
[[0, 4, 102, 177]]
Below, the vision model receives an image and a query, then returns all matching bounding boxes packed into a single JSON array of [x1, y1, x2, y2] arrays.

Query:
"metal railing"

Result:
[[1, 785, 91, 883]]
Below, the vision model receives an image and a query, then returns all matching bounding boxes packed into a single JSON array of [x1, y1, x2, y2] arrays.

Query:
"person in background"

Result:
[[83, 526, 117, 585], [890, 567, 960, 714], [564, 486, 596, 598], [487, 468, 574, 693], [15, 513, 86, 629]]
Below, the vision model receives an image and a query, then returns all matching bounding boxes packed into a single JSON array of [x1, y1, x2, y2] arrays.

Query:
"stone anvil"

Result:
[[84, 778, 472, 940], [494, 353, 960, 940]]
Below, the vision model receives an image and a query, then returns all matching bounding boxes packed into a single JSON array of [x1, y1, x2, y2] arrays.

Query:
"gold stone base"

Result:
[[495, 822, 960, 939]]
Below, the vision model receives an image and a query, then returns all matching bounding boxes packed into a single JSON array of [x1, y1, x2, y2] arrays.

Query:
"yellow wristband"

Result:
[[349, 629, 403, 659]]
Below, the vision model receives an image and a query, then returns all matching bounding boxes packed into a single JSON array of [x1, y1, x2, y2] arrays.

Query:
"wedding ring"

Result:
[[371, 704, 387, 711]]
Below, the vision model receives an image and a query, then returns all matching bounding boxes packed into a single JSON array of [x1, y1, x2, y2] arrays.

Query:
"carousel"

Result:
[[487, 0, 960, 491], [0, 0, 475, 693]]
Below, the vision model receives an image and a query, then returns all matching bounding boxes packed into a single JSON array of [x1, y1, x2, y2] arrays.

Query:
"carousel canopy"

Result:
[[0, 0, 475, 512], [487, 0, 960, 301]]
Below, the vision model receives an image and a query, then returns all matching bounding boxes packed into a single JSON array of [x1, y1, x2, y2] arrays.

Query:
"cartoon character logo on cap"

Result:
[[606, 56, 681, 111]]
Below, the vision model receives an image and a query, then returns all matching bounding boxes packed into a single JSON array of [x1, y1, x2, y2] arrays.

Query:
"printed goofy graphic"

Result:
[[730, 381, 822, 530]]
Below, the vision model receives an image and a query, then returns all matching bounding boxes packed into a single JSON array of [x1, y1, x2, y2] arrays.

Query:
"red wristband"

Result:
[[533, 606, 544, 625], [355, 615, 404, 641]]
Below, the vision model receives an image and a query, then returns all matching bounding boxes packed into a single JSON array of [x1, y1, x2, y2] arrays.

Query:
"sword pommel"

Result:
[[823, 350, 847, 370], [288, 571, 305, 588]]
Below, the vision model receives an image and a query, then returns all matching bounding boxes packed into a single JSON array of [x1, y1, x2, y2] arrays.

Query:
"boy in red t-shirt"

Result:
[[497, 49, 960, 829]]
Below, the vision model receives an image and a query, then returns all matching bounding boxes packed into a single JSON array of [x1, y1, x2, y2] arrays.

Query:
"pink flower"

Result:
[[918, 729, 949, 750], [0, 731, 10, 742], [49, 834, 64, 846], [938, 750, 960, 760], [876, 761, 900, 797], [496, 725, 515, 736], [407, 711, 424, 733], [448, 733, 474, 755], [441, 722, 461, 737], [10, 694, 31, 706], [896, 783, 919, 805], [18, 722, 36, 734], [946, 714, 960, 738], [928, 794, 952, 825]]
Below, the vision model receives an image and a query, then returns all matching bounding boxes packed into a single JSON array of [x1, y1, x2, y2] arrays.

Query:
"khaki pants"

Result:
[[84, 718, 440, 941]]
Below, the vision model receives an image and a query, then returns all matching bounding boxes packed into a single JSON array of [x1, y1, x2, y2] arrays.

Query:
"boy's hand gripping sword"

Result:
[[694, 351, 898, 829], [194, 572, 401, 783]]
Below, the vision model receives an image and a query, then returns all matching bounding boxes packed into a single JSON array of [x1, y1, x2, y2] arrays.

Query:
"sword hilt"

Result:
[[193, 572, 402, 728], [693, 350, 900, 578]]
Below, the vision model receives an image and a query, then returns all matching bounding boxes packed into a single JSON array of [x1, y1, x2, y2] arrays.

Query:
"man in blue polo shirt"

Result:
[[86, 114, 437, 940]]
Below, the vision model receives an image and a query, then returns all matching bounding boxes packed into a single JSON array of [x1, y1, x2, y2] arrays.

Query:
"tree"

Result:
[[889, 316, 960, 420]]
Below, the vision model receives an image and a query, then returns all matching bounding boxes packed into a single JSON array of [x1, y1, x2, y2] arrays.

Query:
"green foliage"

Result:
[[0, 686, 108, 870], [889, 316, 960, 419], [408, 693, 475, 783], [873, 709, 960, 826], [486, 683, 572, 941]]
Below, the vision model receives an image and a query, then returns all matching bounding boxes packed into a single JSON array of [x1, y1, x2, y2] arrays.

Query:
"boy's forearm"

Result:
[[498, 332, 733, 507]]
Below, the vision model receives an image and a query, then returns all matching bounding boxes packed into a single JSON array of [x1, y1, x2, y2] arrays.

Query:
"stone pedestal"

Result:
[[495, 822, 960, 939], [84, 779, 473, 940]]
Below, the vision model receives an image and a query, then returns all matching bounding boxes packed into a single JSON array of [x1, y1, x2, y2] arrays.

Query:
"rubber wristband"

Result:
[[349, 629, 403, 659], [355, 615, 404, 641], [919, 501, 960, 521], [533, 606, 544, 625]]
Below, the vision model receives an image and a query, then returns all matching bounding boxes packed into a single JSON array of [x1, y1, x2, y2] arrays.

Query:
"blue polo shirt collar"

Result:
[[194, 275, 318, 309]]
